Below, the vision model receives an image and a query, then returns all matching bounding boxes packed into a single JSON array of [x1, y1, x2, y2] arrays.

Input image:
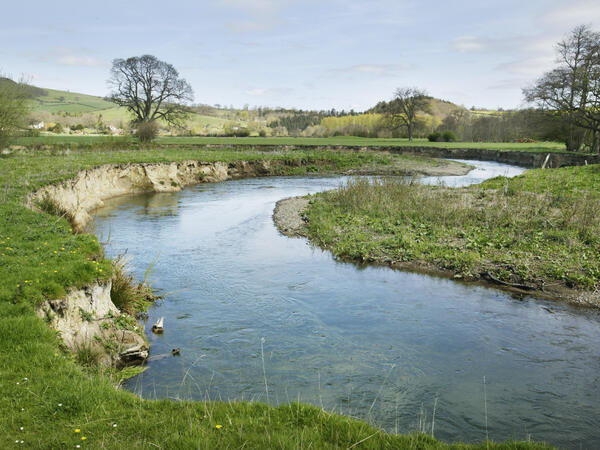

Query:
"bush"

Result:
[[135, 121, 159, 142], [71, 124, 84, 131], [258, 129, 267, 137], [427, 132, 441, 142], [442, 130, 457, 142], [428, 131, 457, 142], [49, 123, 64, 134]]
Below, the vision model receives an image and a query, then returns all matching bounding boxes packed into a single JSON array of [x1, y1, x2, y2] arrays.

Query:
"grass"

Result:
[[0, 146, 550, 448], [304, 165, 600, 302], [8, 135, 572, 153]]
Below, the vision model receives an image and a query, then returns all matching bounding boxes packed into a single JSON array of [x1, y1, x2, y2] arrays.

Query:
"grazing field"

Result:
[[0, 148, 548, 448], [9, 135, 570, 153], [304, 164, 600, 305]]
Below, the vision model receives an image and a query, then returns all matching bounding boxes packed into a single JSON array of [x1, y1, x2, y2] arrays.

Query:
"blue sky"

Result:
[[3, 0, 600, 111]]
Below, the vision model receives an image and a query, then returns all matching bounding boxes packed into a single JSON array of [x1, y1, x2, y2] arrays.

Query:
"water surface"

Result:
[[93, 161, 600, 448]]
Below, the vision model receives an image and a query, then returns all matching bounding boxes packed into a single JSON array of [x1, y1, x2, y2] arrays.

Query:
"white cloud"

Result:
[[333, 63, 414, 77], [496, 56, 555, 77], [541, 1, 600, 26], [451, 36, 487, 53], [37, 48, 105, 67], [244, 87, 293, 97]]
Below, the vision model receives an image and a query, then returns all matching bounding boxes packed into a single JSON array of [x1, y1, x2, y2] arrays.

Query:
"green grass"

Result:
[[32, 88, 115, 115], [305, 165, 600, 301], [9, 135, 570, 153], [0, 147, 549, 448]]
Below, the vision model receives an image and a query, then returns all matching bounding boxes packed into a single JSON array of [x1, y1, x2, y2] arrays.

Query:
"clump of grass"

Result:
[[306, 165, 600, 297], [74, 341, 103, 367], [110, 256, 157, 315]]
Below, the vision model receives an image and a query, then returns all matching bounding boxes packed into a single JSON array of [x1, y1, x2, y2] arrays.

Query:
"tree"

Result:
[[108, 55, 193, 127], [381, 87, 430, 141], [0, 76, 30, 146], [524, 25, 600, 152]]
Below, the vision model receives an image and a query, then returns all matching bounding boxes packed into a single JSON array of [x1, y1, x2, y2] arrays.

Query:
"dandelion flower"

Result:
[[75, 429, 80, 433], [215, 424, 223, 429], [81, 437, 87, 441]]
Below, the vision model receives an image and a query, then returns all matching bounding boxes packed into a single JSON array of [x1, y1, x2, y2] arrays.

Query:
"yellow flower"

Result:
[[81, 437, 87, 440], [75, 429, 80, 433], [215, 424, 223, 429]]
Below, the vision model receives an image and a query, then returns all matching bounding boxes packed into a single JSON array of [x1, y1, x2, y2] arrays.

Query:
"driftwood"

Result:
[[151, 317, 164, 334], [483, 272, 535, 291]]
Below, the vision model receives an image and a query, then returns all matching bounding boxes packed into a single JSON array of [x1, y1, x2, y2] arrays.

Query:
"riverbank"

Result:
[[276, 164, 600, 307], [0, 147, 548, 448]]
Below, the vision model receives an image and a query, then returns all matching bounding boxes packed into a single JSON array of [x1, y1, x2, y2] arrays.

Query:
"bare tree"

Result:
[[524, 25, 600, 152], [108, 55, 193, 127], [382, 87, 430, 141]]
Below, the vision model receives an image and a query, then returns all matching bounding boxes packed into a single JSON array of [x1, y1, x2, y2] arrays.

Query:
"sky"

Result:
[[2, 0, 600, 111]]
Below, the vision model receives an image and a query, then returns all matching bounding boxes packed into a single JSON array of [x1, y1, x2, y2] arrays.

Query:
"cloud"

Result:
[[218, 0, 295, 33], [333, 63, 414, 78], [541, 1, 600, 26], [451, 36, 488, 53], [496, 56, 555, 77], [244, 87, 293, 97], [34, 47, 105, 67]]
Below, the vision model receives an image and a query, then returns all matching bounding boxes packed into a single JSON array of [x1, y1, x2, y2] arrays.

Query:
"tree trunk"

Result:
[[408, 123, 413, 141]]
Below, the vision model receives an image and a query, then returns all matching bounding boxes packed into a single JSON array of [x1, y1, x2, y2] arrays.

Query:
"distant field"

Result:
[[10, 135, 569, 153], [32, 88, 115, 114]]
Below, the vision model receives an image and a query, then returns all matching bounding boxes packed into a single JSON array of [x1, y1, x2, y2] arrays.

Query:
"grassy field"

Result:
[[9, 135, 570, 153], [304, 165, 600, 304], [0, 147, 551, 448]]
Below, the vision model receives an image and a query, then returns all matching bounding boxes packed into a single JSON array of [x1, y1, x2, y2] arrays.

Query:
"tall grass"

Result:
[[306, 166, 600, 294]]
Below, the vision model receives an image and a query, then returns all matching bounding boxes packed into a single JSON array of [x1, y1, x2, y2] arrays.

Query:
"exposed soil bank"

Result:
[[191, 144, 599, 168], [273, 196, 600, 308]]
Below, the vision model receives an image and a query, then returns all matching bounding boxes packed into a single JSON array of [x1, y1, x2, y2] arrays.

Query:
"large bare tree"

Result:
[[108, 55, 193, 126], [382, 87, 430, 141], [524, 25, 600, 152]]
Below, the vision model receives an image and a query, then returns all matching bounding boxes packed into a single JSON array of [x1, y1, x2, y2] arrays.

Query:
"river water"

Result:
[[93, 160, 600, 448]]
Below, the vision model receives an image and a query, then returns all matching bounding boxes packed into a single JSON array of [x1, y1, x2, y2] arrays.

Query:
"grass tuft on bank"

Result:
[[0, 147, 549, 448], [305, 164, 600, 303]]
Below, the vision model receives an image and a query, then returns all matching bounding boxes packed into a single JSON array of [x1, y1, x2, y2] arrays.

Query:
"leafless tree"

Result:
[[524, 25, 600, 152], [382, 87, 430, 141], [108, 55, 193, 126]]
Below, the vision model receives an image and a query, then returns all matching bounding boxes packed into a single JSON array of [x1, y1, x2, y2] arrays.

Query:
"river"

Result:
[[92, 160, 600, 448]]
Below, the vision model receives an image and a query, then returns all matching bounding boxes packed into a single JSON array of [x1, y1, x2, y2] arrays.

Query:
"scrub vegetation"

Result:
[[0, 147, 549, 448], [304, 164, 600, 305]]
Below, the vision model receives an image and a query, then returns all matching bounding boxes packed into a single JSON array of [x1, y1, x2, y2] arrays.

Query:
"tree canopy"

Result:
[[524, 25, 600, 152], [0, 77, 30, 145], [108, 55, 193, 126]]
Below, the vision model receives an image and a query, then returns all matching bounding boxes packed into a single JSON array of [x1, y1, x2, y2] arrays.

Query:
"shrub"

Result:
[[49, 123, 64, 134], [442, 130, 457, 142], [427, 132, 441, 142], [135, 121, 159, 142], [71, 124, 85, 131], [258, 129, 267, 137]]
